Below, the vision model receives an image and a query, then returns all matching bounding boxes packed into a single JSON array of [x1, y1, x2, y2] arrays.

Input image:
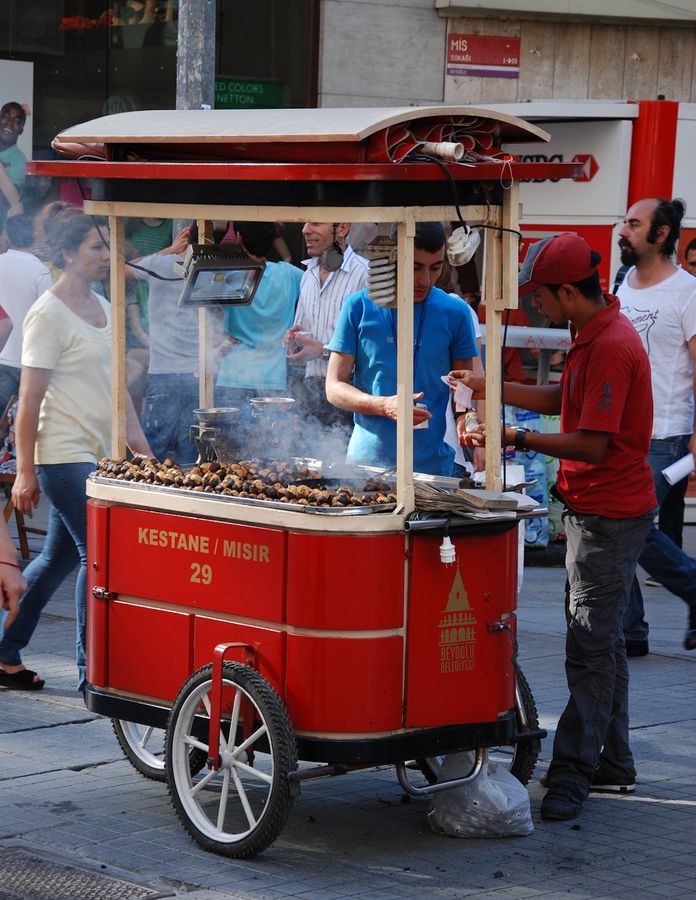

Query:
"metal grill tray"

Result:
[[257, 459, 397, 492], [286, 475, 395, 490], [89, 474, 395, 515]]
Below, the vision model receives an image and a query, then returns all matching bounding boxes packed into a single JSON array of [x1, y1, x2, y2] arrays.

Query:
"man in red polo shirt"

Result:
[[451, 233, 657, 822]]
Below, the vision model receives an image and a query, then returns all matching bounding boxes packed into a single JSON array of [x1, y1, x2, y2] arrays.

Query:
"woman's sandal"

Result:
[[0, 667, 45, 691]]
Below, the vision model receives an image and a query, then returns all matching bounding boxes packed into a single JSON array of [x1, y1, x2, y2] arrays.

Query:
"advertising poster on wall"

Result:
[[0, 60, 34, 160]]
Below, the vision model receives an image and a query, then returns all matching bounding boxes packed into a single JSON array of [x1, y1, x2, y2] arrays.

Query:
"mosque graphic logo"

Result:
[[438, 566, 477, 674]]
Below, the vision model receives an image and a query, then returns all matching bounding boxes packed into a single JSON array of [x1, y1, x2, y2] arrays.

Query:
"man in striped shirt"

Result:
[[285, 222, 368, 449]]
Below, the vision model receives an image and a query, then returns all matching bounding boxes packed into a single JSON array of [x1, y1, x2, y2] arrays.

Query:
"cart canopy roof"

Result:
[[55, 106, 550, 146], [39, 106, 577, 209]]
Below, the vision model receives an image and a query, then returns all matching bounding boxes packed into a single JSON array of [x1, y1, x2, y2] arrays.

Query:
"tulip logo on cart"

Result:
[[438, 567, 477, 674]]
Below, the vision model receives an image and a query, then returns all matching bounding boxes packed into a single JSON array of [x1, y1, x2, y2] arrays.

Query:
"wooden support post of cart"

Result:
[[31, 109, 581, 858], [109, 215, 127, 460], [483, 182, 521, 491]]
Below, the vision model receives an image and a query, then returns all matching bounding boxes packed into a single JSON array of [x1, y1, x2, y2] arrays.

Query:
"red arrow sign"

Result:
[[571, 153, 599, 182]]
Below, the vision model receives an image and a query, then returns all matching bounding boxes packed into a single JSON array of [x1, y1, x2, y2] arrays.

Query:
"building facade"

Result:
[[0, 0, 319, 159], [318, 1, 696, 108], [0, 0, 696, 156], [3, 1, 696, 161]]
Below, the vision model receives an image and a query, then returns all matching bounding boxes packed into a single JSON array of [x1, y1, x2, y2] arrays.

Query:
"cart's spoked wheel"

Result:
[[112, 719, 208, 783], [165, 662, 297, 858], [417, 665, 541, 786]]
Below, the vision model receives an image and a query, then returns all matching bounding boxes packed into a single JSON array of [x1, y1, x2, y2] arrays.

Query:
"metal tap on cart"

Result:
[[31, 108, 581, 857]]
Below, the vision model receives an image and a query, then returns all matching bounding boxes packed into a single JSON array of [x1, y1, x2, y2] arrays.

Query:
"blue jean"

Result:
[[623, 435, 696, 641], [0, 462, 92, 688], [548, 508, 653, 789], [141, 373, 198, 465], [451, 461, 468, 479], [659, 477, 688, 547]]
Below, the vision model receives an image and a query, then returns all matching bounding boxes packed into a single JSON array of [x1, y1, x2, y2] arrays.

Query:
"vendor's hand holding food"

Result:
[[460, 422, 486, 448], [448, 369, 485, 399], [461, 423, 520, 450], [455, 412, 485, 465], [379, 391, 432, 425]]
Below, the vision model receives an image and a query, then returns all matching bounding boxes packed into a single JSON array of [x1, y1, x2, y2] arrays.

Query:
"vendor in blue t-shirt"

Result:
[[325, 222, 478, 476]]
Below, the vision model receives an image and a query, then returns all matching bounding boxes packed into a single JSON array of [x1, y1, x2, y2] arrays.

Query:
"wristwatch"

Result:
[[514, 426, 531, 451], [322, 346, 331, 360]]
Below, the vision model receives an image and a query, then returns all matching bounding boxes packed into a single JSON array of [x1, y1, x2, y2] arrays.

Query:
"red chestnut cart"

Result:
[[31, 108, 580, 857]]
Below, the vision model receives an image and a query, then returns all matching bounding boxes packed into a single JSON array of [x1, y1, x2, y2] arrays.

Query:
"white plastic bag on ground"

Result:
[[427, 751, 534, 838]]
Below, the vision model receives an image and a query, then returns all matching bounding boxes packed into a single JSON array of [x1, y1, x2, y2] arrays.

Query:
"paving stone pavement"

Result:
[[0, 499, 694, 899]]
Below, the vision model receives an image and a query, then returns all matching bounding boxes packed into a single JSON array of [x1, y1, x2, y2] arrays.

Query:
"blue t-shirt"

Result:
[[329, 286, 478, 475], [217, 261, 302, 390]]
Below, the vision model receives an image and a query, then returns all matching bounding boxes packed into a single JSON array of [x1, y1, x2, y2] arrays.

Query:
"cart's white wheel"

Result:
[[112, 719, 208, 783], [112, 719, 167, 781], [165, 662, 296, 858]]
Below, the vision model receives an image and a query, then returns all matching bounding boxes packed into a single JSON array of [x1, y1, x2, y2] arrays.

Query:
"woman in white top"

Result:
[[0, 212, 151, 690]]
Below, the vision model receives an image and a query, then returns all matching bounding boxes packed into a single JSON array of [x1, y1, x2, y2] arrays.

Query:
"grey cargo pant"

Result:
[[547, 507, 654, 791]]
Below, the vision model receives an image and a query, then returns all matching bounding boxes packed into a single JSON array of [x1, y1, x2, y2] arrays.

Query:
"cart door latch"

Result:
[[91, 586, 113, 601]]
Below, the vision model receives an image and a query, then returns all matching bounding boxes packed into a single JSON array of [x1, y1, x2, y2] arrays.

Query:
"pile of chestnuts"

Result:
[[94, 457, 396, 508]]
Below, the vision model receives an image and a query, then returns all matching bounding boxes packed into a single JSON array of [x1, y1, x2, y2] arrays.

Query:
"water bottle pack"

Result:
[[505, 405, 549, 548]]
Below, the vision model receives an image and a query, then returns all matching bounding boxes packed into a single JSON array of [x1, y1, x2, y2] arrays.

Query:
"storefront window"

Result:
[[216, 0, 319, 109], [0, 1, 177, 156], [0, 0, 318, 157]]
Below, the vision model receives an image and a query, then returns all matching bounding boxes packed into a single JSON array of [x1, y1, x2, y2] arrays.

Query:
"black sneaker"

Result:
[[540, 782, 586, 821], [541, 771, 636, 793], [685, 610, 696, 651], [589, 773, 635, 793]]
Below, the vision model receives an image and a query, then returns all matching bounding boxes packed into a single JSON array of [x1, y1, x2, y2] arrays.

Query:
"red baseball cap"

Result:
[[519, 233, 600, 294]]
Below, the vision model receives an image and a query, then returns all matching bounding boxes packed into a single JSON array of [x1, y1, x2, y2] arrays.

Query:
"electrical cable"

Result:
[[409, 153, 522, 239], [411, 151, 521, 491]]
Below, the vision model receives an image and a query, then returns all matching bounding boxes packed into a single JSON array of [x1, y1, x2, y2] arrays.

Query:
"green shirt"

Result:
[[0, 144, 26, 231], [0, 144, 26, 189]]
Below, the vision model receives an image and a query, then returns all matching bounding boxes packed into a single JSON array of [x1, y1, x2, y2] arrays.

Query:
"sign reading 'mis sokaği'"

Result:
[[447, 34, 520, 79]]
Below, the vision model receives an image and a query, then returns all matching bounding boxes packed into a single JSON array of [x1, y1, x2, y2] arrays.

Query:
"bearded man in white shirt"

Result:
[[617, 196, 696, 655]]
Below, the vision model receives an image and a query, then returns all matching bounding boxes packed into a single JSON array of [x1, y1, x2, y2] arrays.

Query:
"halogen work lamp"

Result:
[[174, 244, 265, 307]]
